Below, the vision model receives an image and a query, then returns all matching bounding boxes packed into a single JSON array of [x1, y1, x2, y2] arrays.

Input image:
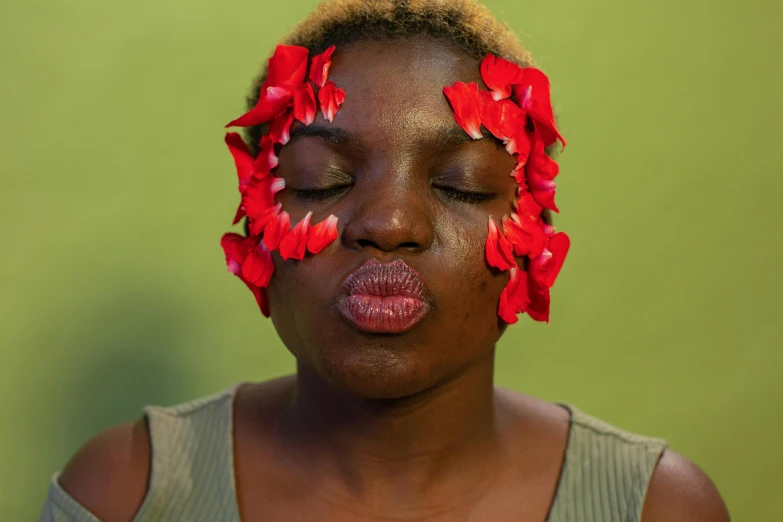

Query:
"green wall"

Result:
[[1, 0, 780, 519]]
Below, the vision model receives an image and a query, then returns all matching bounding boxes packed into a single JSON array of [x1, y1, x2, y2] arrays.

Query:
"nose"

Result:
[[342, 182, 434, 254]]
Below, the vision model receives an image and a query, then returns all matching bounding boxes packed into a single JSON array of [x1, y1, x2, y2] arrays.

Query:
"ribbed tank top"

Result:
[[40, 384, 667, 522]]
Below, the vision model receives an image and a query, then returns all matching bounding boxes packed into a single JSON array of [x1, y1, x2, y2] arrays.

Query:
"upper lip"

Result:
[[342, 259, 432, 301]]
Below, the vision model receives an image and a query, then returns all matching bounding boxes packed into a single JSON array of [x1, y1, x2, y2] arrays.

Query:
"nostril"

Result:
[[398, 242, 420, 250]]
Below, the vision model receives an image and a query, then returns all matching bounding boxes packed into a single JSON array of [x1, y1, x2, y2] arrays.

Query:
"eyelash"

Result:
[[291, 185, 351, 201], [435, 186, 494, 204]]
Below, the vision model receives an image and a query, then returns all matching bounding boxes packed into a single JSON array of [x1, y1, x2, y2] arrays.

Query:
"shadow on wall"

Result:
[[14, 286, 195, 520]]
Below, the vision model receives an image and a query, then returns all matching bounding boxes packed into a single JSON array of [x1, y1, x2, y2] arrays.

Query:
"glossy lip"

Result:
[[338, 258, 433, 334]]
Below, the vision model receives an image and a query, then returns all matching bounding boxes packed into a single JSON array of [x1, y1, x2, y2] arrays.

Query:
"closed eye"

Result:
[[291, 184, 352, 201], [433, 185, 495, 204]]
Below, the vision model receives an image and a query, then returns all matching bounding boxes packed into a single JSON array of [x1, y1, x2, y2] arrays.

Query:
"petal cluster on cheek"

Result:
[[318, 81, 346, 123], [444, 53, 570, 324], [221, 44, 348, 316], [443, 82, 484, 140]]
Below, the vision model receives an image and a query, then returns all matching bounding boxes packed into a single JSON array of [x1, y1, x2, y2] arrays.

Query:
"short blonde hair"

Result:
[[244, 0, 539, 153]]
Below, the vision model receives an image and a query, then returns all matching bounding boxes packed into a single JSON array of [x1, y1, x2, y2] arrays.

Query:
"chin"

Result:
[[312, 342, 445, 400]]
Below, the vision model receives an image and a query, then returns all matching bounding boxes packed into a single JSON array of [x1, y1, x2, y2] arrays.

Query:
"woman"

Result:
[[40, 1, 730, 520]]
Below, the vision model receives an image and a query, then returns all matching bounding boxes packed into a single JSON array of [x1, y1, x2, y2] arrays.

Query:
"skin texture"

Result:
[[58, 37, 731, 522]]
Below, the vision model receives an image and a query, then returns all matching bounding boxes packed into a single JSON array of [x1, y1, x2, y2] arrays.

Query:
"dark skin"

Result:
[[59, 37, 731, 521]]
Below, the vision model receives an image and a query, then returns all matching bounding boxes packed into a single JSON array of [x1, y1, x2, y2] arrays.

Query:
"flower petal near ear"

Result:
[[309, 45, 336, 88], [526, 131, 560, 212], [226, 85, 292, 128], [221, 233, 270, 316], [263, 211, 291, 251], [480, 55, 526, 101], [244, 177, 284, 223], [526, 275, 551, 323], [293, 83, 317, 125], [513, 68, 566, 149], [502, 213, 547, 260], [279, 211, 313, 261], [266, 45, 310, 91], [248, 202, 282, 237], [498, 265, 531, 324], [242, 239, 274, 288], [268, 109, 295, 145], [443, 82, 484, 140], [225, 133, 255, 190], [540, 232, 570, 288], [318, 81, 346, 123], [480, 91, 524, 143], [486, 217, 516, 271], [254, 136, 279, 177], [307, 214, 339, 254]]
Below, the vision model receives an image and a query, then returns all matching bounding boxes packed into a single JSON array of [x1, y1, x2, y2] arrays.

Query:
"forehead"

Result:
[[326, 37, 483, 139]]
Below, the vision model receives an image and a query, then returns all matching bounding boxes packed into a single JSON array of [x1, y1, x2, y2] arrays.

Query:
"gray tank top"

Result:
[[39, 384, 667, 522]]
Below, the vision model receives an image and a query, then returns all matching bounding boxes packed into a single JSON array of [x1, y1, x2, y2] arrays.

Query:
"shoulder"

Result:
[[58, 417, 151, 522], [641, 449, 731, 522]]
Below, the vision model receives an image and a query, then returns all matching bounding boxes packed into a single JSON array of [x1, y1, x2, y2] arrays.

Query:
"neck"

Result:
[[276, 348, 504, 500]]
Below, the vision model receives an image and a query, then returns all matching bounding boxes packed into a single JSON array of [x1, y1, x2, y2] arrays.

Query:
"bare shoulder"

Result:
[[58, 417, 151, 522], [641, 449, 731, 522]]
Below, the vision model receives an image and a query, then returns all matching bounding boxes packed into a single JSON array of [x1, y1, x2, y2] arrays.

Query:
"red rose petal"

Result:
[[267, 45, 310, 91], [513, 68, 566, 149], [254, 136, 278, 177], [226, 85, 292, 128], [486, 217, 516, 271], [279, 211, 312, 261], [480, 55, 526, 101], [224, 133, 254, 188], [293, 83, 317, 125], [242, 240, 274, 287], [318, 81, 346, 123], [443, 82, 484, 140], [263, 211, 290, 251], [248, 202, 282, 237], [480, 91, 524, 143], [309, 45, 336, 88], [268, 110, 295, 145], [307, 214, 339, 254]]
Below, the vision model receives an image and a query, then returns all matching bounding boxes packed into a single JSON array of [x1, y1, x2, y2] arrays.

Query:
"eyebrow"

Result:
[[288, 124, 503, 149]]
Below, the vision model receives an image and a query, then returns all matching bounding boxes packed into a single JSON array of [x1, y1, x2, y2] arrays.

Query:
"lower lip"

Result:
[[339, 295, 430, 334]]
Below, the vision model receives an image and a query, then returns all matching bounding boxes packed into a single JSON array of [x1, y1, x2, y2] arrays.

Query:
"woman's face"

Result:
[[268, 37, 519, 399]]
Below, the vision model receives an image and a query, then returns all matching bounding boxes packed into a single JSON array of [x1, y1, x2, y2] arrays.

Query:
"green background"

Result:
[[1, 0, 780, 519]]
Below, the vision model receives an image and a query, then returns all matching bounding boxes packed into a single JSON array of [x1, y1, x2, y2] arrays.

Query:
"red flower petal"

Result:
[[268, 110, 295, 145], [254, 136, 278, 177], [293, 83, 317, 125], [318, 81, 346, 123], [498, 265, 531, 324], [526, 275, 551, 323], [263, 211, 290, 251], [307, 214, 339, 254], [221, 233, 270, 316], [266, 45, 310, 91], [248, 202, 282, 237], [506, 128, 532, 163], [279, 211, 312, 261], [480, 55, 526, 101], [242, 240, 274, 287], [225, 85, 292, 128], [243, 177, 285, 224], [513, 68, 566, 149], [486, 217, 516, 271], [502, 213, 547, 260], [516, 190, 543, 221], [309, 45, 336, 88], [443, 82, 484, 140], [526, 131, 560, 212], [541, 232, 570, 288], [232, 203, 246, 226], [225, 133, 254, 189], [480, 91, 524, 143]]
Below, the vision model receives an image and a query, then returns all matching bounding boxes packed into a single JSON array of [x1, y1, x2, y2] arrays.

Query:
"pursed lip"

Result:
[[338, 258, 433, 334]]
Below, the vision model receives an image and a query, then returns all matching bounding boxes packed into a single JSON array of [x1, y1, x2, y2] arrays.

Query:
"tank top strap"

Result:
[[131, 384, 243, 522], [546, 405, 668, 522]]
